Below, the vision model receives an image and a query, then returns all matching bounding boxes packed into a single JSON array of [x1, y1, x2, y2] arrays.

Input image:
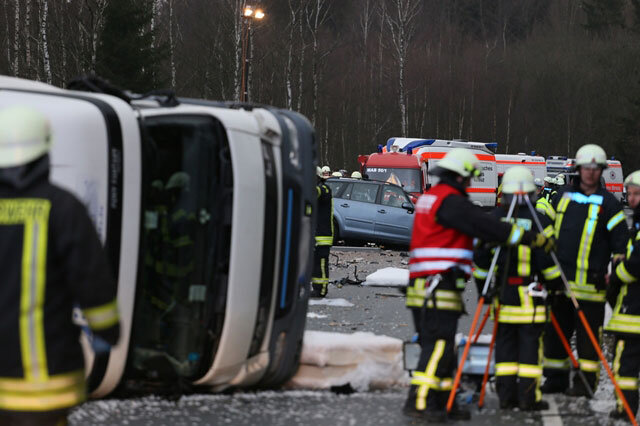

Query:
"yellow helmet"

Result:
[[624, 170, 640, 188], [501, 166, 535, 194], [0, 106, 52, 168], [436, 148, 480, 178], [350, 171, 362, 179], [575, 144, 607, 168]]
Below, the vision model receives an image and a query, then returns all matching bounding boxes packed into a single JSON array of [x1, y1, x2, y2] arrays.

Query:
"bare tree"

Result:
[[40, 0, 51, 84], [384, 0, 421, 136], [13, 0, 20, 76]]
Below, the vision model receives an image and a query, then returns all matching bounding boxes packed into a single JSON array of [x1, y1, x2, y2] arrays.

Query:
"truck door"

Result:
[[127, 114, 233, 386]]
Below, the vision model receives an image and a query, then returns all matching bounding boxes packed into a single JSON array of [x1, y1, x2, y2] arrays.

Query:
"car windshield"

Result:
[[365, 167, 422, 193]]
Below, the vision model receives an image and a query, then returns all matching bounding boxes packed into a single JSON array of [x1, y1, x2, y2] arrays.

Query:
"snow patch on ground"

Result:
[[309, 298, 354, 307], [288, 331, 408, 391], [307, 312, 328, 319], [363, 267, 409, 287]]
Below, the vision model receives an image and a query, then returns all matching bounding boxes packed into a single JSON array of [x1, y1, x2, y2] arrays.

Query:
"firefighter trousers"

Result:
[[543, 296, 604, 392], [312, 245, 330, 298], [406, 308, 459, 412], [612, 336, 640, 416], [495, 322, 544, 406]]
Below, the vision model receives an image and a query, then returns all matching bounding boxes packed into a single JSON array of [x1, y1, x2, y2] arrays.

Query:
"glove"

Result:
[[530, 233, 555, 253], [606, 272, 622, 308]]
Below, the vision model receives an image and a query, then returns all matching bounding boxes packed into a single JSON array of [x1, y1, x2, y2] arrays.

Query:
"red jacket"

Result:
[[409, 184, 473, 280]]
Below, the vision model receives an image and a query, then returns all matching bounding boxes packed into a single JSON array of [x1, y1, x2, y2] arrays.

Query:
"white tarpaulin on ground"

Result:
[[362, 267, 409, 287], [287, 331, 408, 391]]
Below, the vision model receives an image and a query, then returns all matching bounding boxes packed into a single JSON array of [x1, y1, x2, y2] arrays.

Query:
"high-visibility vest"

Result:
[[408, 183, 474, 280]]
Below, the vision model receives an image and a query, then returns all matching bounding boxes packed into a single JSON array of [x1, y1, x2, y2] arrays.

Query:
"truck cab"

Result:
[[0, 76, 316, 397]]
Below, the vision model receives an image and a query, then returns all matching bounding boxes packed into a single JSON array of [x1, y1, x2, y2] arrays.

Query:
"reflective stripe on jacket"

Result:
[[553, 186, 629, 302]]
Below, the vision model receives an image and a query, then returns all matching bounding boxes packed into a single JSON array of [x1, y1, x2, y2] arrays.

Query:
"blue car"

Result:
[[325, 178, 415, 246]]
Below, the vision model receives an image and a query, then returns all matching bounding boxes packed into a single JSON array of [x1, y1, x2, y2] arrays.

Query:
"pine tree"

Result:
[[582, 0, 625, 36], [96, 0, 165, 92]]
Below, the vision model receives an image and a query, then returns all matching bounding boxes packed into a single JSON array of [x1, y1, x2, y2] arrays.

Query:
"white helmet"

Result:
[[331, 171, 342, 177], [166, 172, 190, 191], [351, 171, 362, 179], [316, 166, 323, 178], [575, 144, 607, 168], [534, 178, 544, 188], [625, 170, 640, 188], [0, 106, 52, 168], [555, 175, 565, 186], [501, 166, 536, 194], [435, 148, 480, 178], [543, 176, 554, 184], [321, 166, 331, 176]]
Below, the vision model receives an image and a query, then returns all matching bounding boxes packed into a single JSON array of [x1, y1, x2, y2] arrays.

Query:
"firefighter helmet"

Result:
[[555, 175, 565, 186], [435, 148, 480, 178], [316, 166, 323, 178], [166, 172, 190, 191], [331, 171, 342, 177], [351, 171, 362, 179], [0, 106, 52, 168], [534, 178, 543, 188], [501, 166, 536, 194], [625, 170, 640, 188], [575, 144, 607, 169], [321, 166, 331, 176], [543, 176, 554, 184]]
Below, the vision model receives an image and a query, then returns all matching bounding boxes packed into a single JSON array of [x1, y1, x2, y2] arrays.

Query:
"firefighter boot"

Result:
[[402, 386, 448, 423], [540, 371, 569, 394]]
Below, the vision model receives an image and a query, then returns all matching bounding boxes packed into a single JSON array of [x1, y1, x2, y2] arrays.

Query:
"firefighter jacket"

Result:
[[542, 187, 556, 202], [473, 206, 561, 324], [315, 181, 334, 246], [0, 156, 120, 412], [406, 177, 536, 309], [553, 183, 629, 303], [606, 207, 640, 335], [536, 196, 556, 228]]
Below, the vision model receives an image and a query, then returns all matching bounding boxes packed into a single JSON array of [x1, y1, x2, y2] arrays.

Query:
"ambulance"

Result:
[[358, 138, 498, 207], [495, 153, 547, 182], [0, 76, 316, 396], [545, 156, 624, 201]]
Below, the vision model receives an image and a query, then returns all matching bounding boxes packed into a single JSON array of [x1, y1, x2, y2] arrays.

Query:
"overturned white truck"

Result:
[[0, 76, 317, 397]]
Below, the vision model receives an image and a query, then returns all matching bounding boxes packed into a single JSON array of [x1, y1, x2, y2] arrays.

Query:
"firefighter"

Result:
[[605, 170, 640, 420], [473, 167, 561, 411], [0, 106, 120, 425], [535, 178, 556, 224], [542, 144, 629, 397], [542, 177, 557, 202], [312, 166, 333, 298], [403, 149, 553, 422]]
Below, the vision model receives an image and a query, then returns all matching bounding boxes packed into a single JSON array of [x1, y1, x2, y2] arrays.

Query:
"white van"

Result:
[[495, 153, 547, 182], [0, 76, 316, 396], [383, 138, 498, 207]]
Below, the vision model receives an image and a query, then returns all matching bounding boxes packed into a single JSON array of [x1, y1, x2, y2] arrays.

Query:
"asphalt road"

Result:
[[70, 248, 629, 426]]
